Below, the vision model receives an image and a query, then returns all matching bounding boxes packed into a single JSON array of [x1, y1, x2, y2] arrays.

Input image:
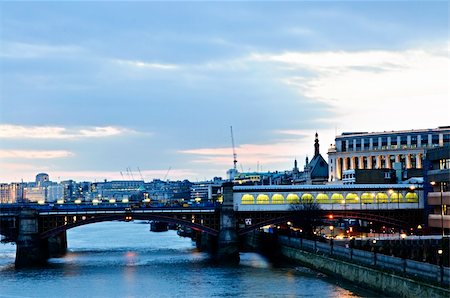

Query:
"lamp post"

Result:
[[438, 248, 444, 284]]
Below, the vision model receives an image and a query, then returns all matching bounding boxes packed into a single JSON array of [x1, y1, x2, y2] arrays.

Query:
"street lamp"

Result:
[[438, 248, 444, 284]]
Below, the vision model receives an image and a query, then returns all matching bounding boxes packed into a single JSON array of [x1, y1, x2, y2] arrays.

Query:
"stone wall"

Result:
[[280, 243, 450, 298]]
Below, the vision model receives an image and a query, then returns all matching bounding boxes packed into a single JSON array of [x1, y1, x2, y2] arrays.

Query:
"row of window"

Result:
[[440, 158, 450, 170], [240, 192, 419, 205], [339, 134, 449, 152], [337, 154, 419, 170]]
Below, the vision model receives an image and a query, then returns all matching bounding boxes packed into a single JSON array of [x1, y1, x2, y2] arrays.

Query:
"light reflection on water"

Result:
[[0, 221, 367, 297]]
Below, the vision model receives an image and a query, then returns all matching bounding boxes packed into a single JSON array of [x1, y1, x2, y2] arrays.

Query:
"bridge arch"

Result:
[[40, 214, 219, 240], [237, 211, 411, 236]]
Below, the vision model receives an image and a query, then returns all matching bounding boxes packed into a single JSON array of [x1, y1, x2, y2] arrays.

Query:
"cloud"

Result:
[[0, 163, 37, 170], [0, 41, 83, 59], [180, 127, 339, 173], [249, 45, 450, 131], [0, 150, 74, 159], [114, 59, 179, 70], [0, 125, 139, 139], [181, 140, 307, 169]]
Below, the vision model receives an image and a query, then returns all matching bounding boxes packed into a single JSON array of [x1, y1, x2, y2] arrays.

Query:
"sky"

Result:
[[0, 1, 449, 183]]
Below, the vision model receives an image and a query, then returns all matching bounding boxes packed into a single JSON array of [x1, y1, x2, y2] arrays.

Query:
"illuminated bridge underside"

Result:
[[236, 209, 423, 236]]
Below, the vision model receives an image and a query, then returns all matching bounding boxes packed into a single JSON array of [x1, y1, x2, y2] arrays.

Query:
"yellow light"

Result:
[[430, 181, 436, 186], [38, 200, 45, 205], [329, 226, 334, 231], [438, 249, 443, 255], [400, 233, 407, 239]]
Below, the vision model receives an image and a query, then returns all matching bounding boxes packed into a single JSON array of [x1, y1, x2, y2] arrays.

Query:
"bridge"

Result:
[[0, 183, 424, 267]]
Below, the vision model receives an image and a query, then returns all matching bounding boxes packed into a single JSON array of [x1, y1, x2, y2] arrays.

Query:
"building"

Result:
[[342, 169, 396, 185], [35, 173, 49, 186], [23, 181, 63, 203], [425, 145, 450, 234], [60, 180, 77, 201], [328, 126, 450, 182], [46, 184, 64, 202], [143, 179, 192, 202], [294, 132, 329, 184], [24, 186, 46, 203], [191, 177, 224, 202], [91, 180, 144, 202], [0, 183, 22, 204]]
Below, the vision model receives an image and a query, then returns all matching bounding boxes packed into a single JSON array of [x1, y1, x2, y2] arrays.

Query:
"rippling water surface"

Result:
[[0, 221, 370, 297]]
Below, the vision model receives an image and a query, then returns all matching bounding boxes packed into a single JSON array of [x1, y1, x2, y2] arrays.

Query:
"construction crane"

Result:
[[230, 126, 238, 171], [127, 167, 135, 180], [164, 166, 171, 181], [137, 167, 144, 181]]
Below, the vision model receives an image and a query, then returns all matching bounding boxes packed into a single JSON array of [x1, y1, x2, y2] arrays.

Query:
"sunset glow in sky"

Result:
[[0, 2, 448, 182]]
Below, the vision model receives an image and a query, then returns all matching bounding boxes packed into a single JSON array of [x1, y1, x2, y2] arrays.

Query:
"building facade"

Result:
[[328, 126, 450, 182], [91, 180, 144, 202], [425, 145, 450, 233], [0, 183, 24, 204]]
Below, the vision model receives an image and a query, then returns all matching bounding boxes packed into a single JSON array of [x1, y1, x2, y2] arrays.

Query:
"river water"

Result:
[[0, 221, 371, 297]]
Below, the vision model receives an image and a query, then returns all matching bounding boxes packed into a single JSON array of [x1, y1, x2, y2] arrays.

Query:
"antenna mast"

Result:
[[230, 126, 237, 171]]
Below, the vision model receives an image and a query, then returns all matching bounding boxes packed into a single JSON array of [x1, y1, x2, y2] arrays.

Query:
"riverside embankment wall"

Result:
[[278, 236, 450, 298]]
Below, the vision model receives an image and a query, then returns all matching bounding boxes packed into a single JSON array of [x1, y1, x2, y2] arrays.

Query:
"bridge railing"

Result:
[[279, 236, 450, 287]]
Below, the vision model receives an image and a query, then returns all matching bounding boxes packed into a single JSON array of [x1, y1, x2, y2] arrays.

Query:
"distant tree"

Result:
[[290, 201, 323, 239]]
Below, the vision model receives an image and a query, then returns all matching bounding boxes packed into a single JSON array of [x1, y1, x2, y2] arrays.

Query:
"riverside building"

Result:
[[328, 126, 450, 182], [426, 145, 450, 233]]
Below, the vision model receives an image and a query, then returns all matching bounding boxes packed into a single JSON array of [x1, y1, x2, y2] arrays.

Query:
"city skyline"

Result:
[[1, 2, 449, 183]]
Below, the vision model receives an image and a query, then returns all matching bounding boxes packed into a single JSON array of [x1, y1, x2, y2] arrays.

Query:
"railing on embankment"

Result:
[[278, 236, 450, 288]]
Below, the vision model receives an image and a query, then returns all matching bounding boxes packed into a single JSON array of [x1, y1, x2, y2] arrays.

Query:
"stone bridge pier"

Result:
[[15, 209, 67, 267], [217, 182, 239, 263]]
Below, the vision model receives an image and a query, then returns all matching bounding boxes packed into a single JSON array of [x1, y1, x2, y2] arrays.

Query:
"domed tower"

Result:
[[36, 173, 49, 186]]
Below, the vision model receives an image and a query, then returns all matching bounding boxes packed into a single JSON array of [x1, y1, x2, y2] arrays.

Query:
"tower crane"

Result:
[[164, 166, 172, 181], [230, 126, 238, 171], [137, 167, 144, 181]]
